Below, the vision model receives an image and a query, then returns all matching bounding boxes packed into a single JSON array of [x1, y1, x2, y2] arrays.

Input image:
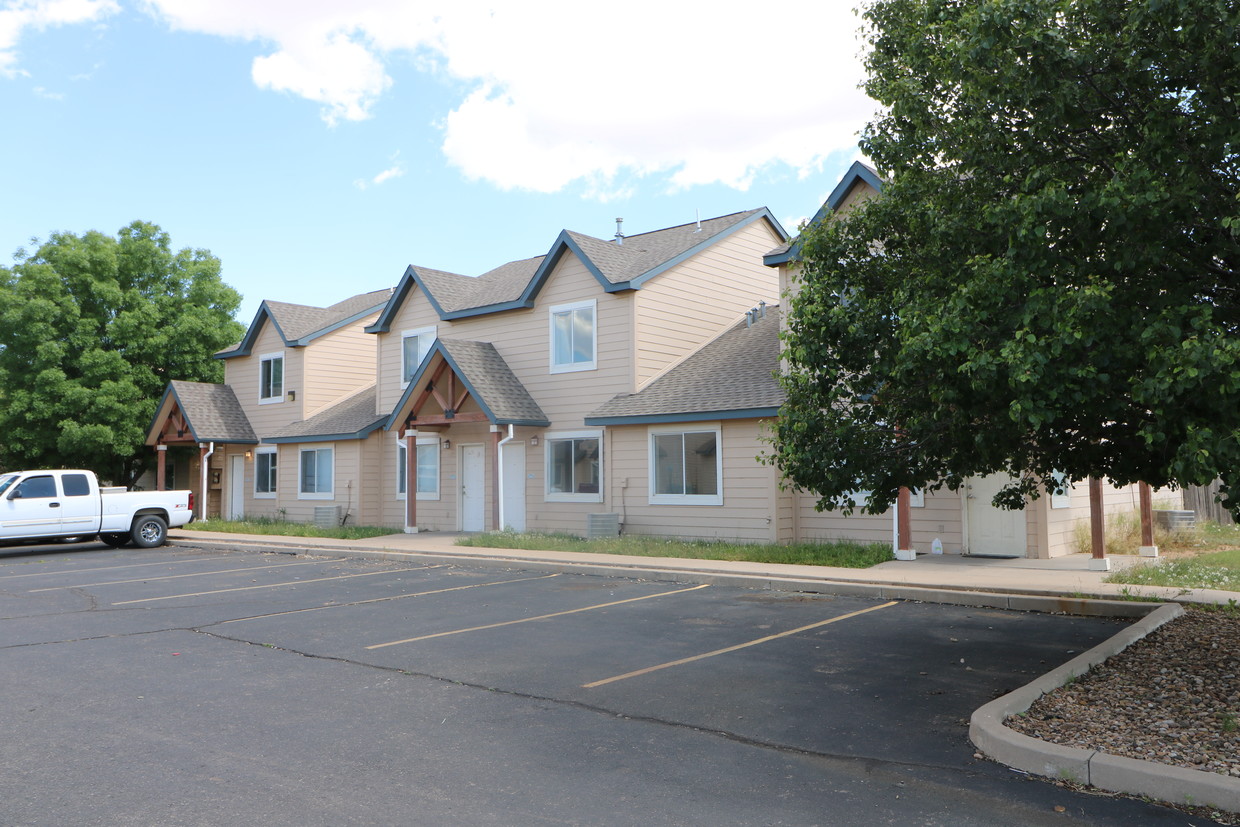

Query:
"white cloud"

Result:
[[0, 0, 119, 77], [354, 160, 405, 190], [139, 2, 880, 194]]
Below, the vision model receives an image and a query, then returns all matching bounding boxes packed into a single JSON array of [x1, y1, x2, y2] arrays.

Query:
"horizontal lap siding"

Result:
[[796, 489, 963, 550], [634, 221, 781, 387], [303, 314, 380, 417], [378, 291, 440, 416], [224, 323, 306, 437]]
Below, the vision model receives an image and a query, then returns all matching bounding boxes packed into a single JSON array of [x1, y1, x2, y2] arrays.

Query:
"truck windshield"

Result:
[[0, 474, 15, 498]]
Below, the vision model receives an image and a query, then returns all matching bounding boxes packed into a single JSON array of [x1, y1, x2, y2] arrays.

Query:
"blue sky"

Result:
[[1, 1, 877, 322]]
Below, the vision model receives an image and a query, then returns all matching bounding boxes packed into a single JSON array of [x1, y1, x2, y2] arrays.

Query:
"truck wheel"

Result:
[[130, 515, 168, 548], [100, 533, 129, 548]]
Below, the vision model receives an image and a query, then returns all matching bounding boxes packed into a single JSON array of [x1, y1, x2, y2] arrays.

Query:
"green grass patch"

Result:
[[456, 531, 891, 568], [1106, 547, 1240, 593], [181, 516, 400, 541]]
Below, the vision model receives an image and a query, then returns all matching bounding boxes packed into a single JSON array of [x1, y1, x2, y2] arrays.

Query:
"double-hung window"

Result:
[[649, 425, 722, 505], [401, 326, 437, 386], [298, 445, 333, 498], [546, 430, 602, 502], [397, 437, 440, 500], [259, 353, 284, 403], [549, 300, 596, 373], [255, 447, 277, 497]]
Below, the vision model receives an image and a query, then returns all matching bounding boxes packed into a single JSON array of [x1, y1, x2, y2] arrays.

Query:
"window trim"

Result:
[[396, 435, 441, 501], [297, 444, 334, 500], [400, 326, 438, 388], [544, 429, 603, 503], [254, 446, 277, 499], [1050, 471, 1073, 509], [648, 423, 723, 506], [548, 299, 597, 374], [259, 352, 285, 405]]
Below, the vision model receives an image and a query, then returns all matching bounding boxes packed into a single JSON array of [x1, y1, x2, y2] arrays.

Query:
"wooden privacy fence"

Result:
[[1183, 480, 1236, 526]]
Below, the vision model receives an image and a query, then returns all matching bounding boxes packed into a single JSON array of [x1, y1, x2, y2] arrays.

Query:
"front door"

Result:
[[501, 441, 525, 532], [964, 474, 1027, 557], [461, 444, 485, 531], [227, 455, 245, 520]]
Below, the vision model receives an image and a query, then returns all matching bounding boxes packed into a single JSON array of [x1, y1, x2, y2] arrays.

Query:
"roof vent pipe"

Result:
[[614, 218, 624, 245], [695, 209, 702, 232], [758, 300, 766, 318]]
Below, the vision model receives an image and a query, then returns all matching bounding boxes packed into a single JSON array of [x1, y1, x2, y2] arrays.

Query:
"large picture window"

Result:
[[549, 300, 596, 373], [401, 326, 437, 385], [545, 431, 602, 502], [259, 353, 284, 403], [649, 426, 722, 505], [255, 448, 277, 497], [298, 446, 333, 498], [397, 437, 440, 500]]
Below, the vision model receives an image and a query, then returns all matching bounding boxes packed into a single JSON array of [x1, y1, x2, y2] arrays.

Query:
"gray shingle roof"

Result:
[[411, 258, 544, 315], [585, 306, 784, 424], [436, 339, 550, 426], [267, 386, 385, 442], [219, 288, 392, 356], [164, 381, 257, 443]]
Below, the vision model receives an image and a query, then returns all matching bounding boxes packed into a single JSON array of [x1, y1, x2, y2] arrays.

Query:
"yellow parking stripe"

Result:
[[215, 573, 560, 624], [29, 560, 325, 592], [367, 583, 710, 650], [110, 566, 443, 605], [582, 600, 899, 688]]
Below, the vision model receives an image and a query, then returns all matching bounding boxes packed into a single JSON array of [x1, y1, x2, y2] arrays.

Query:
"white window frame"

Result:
[[400, 326, 438, 388], [254, 446, 277, 498], [1050, 471, 1073, 509], [544, 429, 603, 503], [648, 423, 723, 506], [297, 444, 334, 499], [909, 488, 924, 508], [548, 299, 597, 373], [259, 352, 284, 404], [396, 436, 441, 501]]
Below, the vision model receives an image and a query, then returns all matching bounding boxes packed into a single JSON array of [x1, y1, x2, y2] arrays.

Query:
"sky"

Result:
[[1, 0, 879, 323]]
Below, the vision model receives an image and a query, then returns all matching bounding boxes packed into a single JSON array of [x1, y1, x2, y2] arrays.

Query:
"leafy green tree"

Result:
[[0, 221, 244, 485], [772, 0, 1240, 514]]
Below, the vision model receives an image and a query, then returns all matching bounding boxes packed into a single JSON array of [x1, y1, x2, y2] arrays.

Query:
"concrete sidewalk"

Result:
[[167, 528, 1240, 609], [166, 527, 1240, 815]]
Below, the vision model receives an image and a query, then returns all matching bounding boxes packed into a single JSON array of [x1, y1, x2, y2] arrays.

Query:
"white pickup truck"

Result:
[[0, 469, 194, 548]]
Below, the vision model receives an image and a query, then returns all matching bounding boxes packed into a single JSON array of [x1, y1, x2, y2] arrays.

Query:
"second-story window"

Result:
[[549, 300, 596, 373], [401, 326, 437, 386], [260, 353, 284, 403]]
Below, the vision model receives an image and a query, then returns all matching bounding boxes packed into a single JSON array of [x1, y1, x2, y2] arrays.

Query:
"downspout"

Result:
[[496, 424, 515, 531], [200, 442, 214, 521]]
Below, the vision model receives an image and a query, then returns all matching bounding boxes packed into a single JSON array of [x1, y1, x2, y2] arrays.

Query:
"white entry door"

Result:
[[501, 441, 525, 532], [461, 444, 486, 531], [227, 455, 245, 520], [964, 474, 1026, 557]]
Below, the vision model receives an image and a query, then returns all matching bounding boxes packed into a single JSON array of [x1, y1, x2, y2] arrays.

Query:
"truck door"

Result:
[[0, 474, 63, 539], [58, 473, 99, 536]]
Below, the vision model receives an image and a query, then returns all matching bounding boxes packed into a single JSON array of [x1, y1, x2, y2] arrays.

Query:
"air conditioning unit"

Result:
[[314, 506, 342, 529], [586, 512, 620, 539]]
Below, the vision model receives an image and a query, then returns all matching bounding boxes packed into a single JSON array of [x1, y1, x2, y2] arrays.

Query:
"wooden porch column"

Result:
[[404, 430, 418, 533], [156, 444, 167, 490], [1138, 481, 1159, 557], [491, 427, 502, 532], [894, 486, 914, 560], [1088, 477, 1110, 571]]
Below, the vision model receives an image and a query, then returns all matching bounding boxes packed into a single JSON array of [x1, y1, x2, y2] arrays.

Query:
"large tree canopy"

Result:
[[0, 221, 244, 485], [772, 0, 1240, 514]]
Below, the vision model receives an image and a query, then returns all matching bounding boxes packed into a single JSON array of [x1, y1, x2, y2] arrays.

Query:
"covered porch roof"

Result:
[[146, 380, 258, 447]]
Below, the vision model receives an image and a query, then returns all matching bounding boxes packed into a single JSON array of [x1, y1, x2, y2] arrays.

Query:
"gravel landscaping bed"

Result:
[[1006, 606, 1240, 780]]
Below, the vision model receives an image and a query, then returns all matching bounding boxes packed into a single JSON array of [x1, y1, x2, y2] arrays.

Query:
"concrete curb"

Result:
[[971, 602, 1240, 813], [168, 535, 1158, 618]]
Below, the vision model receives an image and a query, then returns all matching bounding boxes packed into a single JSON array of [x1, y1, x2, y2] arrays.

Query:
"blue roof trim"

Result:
[[629, 208, 788, 289], [763, 161, 884, 267], [264, 421, 385, 444], [584, 407, 781, 426], [367, 266, 450, 333], [217, 302, 290, 359], [293, 302, 387, 346], [386, 341, 551, 430]]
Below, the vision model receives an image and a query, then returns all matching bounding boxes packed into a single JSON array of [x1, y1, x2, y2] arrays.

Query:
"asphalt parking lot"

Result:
[[0, 542, 1223, 826]]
